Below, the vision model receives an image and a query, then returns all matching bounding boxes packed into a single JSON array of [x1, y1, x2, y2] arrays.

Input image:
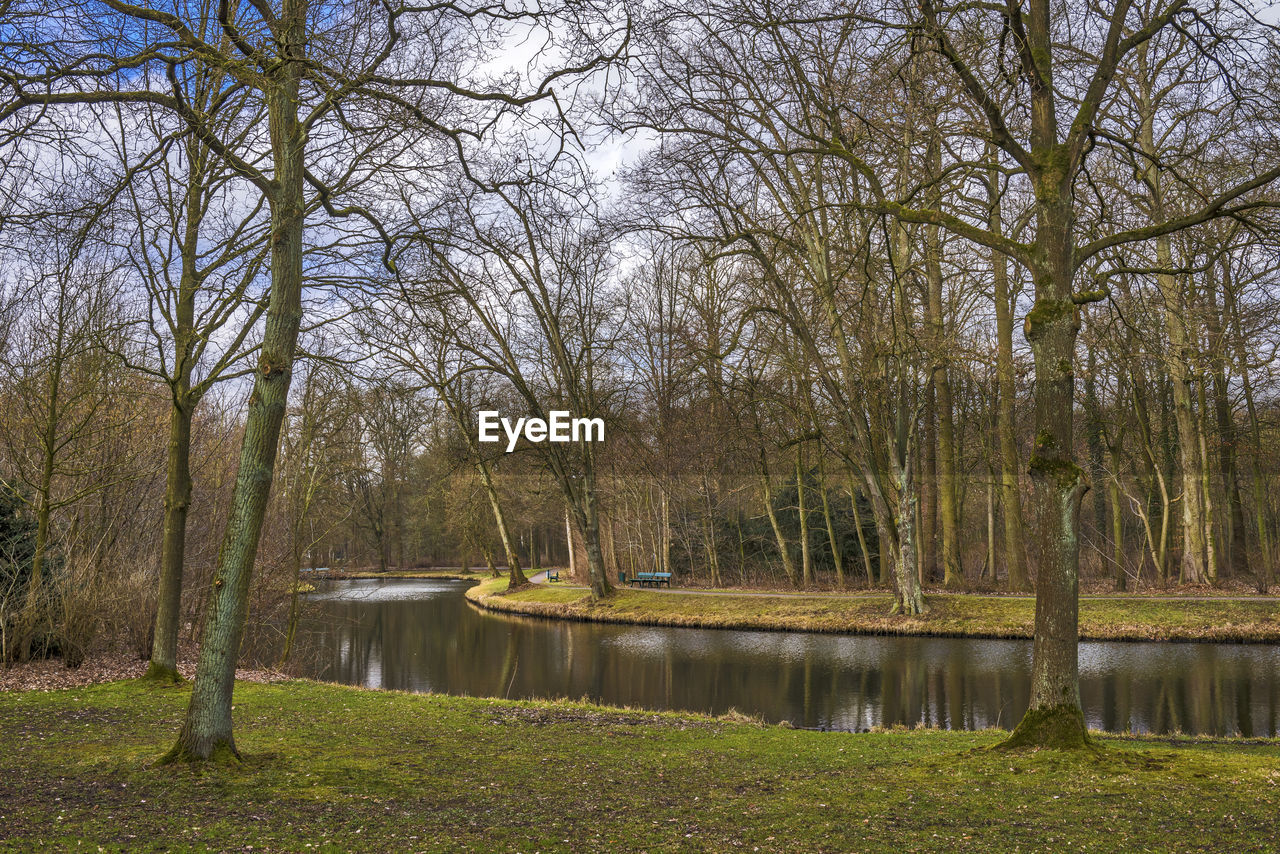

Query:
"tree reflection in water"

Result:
[[255, 580, 1280, 736]]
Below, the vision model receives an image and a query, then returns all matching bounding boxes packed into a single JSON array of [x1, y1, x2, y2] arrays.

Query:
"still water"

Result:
[[278, 578, 1280, 736]]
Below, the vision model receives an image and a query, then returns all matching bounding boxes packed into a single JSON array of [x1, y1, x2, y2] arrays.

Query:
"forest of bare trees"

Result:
[[3, 0, 1280, 751]]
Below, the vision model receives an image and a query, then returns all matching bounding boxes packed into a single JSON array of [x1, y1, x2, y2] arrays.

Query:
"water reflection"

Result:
[[267, 579, 1280, 736]]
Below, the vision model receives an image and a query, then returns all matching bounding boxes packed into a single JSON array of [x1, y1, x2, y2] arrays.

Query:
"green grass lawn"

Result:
[[468, 577, 1280, 642], [1, 679, 1277, 852]]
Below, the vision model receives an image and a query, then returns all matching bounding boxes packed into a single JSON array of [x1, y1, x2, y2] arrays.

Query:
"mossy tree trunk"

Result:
[[1003, 190, 1089, 749], [1001, 1, 1091, 747]]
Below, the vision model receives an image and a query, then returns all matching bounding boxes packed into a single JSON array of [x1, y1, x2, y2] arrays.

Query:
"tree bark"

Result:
[[568, 473, 612, 599], [146, 392, 193, 681], [1223, 260, 1273, 591], [759, 446, 798, 586], [924, 157, 960, 588], [148, 156, 203, 680], [795, 443, 812, 588], [1155, 232, 1209, 585], [919, 385, 937, 583], [1108, 438, 1127, 592], [890, 443, 927, 616], [1084, 348, 1109, 561], [476, 457, 525, 588], [163, 22, 307, 761], [818, 455, 844, 587], [986, 145, 1030, 592], [1207, 270, 1245, 579], [1000, 188, 1089, 749], [1136, 67, 1209, 585], [565, 505, 577, 580]]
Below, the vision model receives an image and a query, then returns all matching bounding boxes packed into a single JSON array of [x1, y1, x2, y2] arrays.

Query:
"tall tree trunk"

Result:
[[569, 474, 612, 599], [1197, 380, 1218, 584], [1224, 260, 1273, 591], [890, 443, 927, 615], [1206, 266, 1246, 579], [1137, 76, 1208, 585], [164, 31, 307, 762], [660, 488, 671, 578], [985, 477, 996, 583], [818, 455, 844, 587], [1084, 348, 1108, 563], [1156, 234, 1209, 585], [760, 461, 797, 587], [1001, 185, 1088, 748], [476, 457, 525, 588], [795, 443, 812, 588], [147, 392, 193, 681], [1131, 366, 1172, 583], [986, 144, 1030, 592], [148, 141, 205, 682], [702, 474, 721, 587], [920, 385, 937, 583], [1109, 472, 1126, 592], [565, 506, 577, 580], [924, 163, 960, 588], [846, 470, 876, 586]]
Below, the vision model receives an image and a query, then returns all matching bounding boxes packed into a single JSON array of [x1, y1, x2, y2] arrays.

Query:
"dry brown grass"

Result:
[[465, 577, 1280, 642]]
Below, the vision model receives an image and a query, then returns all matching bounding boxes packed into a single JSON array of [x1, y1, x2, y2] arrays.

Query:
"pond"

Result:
[[274, 578, 1280, 736]]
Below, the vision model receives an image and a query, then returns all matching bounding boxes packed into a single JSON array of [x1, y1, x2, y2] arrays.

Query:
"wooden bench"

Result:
[[621, 571, 671, 588], [546, 568, 560, 582]]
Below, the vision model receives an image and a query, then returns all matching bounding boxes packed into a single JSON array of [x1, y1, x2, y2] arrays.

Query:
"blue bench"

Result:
[[620, 570, 671, 588], [546, 568, 560, 582]]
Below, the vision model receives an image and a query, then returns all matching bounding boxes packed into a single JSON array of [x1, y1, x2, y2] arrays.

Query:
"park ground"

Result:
[[1, 678, 1278, 853], [465, 575, 1280, 643]]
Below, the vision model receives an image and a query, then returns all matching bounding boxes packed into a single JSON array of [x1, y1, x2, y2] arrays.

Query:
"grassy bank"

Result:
[[325, 568, 497, 580], [466, 577, 1280, 642], [1, 679, 1277, 852]]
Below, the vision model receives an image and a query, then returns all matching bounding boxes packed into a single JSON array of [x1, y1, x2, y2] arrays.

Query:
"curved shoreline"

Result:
[[464, 579, 1280, 644]]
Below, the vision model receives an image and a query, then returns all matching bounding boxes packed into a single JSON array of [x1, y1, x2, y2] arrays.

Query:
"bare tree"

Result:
[[2, 0, 624, 760]]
